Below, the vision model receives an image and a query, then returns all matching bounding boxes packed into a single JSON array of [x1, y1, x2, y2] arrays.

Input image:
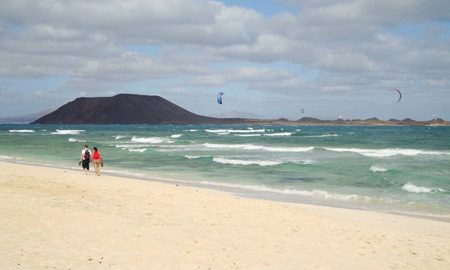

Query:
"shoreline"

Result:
[[1, 161, 450, 269], [2, 158, 449, 223]]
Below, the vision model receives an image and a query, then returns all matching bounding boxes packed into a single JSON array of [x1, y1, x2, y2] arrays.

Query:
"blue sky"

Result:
[[0, 0, 449, 120]]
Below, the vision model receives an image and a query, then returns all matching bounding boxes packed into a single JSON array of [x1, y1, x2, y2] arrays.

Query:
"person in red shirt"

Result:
[[91, 147, 103, 176]]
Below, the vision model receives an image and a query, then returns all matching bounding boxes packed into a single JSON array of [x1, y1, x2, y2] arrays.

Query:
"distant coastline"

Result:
[[1, 93, 447, 126], [245, 117, 450, 126]]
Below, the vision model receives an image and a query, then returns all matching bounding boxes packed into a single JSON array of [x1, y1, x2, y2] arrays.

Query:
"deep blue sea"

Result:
[[1, 124, 449, 219]]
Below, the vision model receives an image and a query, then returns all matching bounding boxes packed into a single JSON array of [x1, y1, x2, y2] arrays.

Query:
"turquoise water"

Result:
[[1, 124, 449, 219]]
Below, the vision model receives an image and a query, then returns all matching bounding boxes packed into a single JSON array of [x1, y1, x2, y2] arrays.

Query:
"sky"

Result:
[[0, 0, 449, 120]]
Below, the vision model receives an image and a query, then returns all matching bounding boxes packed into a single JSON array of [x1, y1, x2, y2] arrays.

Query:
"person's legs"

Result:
[[94, 160, 100, 176], [82, 160, 90, 174]]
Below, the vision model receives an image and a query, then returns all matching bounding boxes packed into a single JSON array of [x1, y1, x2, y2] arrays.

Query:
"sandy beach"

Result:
[[1, 161, 449, 269]]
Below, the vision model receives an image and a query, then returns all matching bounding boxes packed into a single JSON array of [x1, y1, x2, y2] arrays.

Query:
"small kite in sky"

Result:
[[217, 92, 224, 105], [390, 88, 402, 103]]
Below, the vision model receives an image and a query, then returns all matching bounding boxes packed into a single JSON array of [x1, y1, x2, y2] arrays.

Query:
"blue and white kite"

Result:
[[217, 92, 224, 105]]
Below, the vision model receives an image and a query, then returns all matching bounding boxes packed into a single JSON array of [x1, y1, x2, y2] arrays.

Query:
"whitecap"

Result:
[[227, 129, 265, 133], [9, 129, 35, 133], [234, 134, 262, 137], [51, 129, 85, 135], [204, 129, 228, 133], [114, 135, 126, 140], [303, 134, 338, 138], [131, 136, 167, 144], [115, 144, 151, 149], [183, 129, 198, 132], [205, 129, 265, 134], [323, 147, 450, 157], [213, 157, 282, 166], [296, 159, 317, 165], [264, 132, 292, 137], [402, 182, 446, 193], [184, 155, 209, 159], [128, 148, 147, 153], [204, 143, 314, 152], [369, 165, 388, 172], [68, 138, 86, 143], [170, 134, 183, 138], [0, 155, 13, 159]]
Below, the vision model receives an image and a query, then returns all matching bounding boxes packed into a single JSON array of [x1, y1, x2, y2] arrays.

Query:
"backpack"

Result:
[[84, 150, 91, 160]]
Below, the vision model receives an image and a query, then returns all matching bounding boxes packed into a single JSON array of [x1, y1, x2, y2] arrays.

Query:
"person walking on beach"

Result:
[[80, 144, 91, 174], [91, 147, 103, 176]]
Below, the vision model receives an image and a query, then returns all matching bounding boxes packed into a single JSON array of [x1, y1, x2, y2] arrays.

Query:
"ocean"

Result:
[[1, 124, 449, 220]]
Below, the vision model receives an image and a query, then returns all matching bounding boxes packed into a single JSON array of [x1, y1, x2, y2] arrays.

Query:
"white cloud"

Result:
[[0, 0, 449, 119]]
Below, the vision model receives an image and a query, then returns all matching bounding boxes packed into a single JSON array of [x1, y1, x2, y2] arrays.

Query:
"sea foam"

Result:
[[184, 155, 210, 159], [170, 134, 183, 138], [204, 143, 314, 152], [324, 147, 450, 157], [264, 132, 292, 137], [68, 138, 86, 143], [402, 182, 446, 193], [128, 148, 147, 153], [131, 136, 172, 144], [205, 129, 265, 134], [51, 129, 84, 135], [212, 157, 315, 166], [9, 129, 35, 133], [199, 181, 372, 201], [213, 157, 282, 166], [303, 134, 338, 138], [369, 165, 388, 172]]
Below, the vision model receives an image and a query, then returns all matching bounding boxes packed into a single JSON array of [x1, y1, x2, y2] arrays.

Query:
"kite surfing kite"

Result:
[[390, 88, 402, 103], [217, 92, 224, 104]]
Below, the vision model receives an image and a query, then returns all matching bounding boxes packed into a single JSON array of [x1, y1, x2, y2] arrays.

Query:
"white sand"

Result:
[[1, 161, 449, 269]]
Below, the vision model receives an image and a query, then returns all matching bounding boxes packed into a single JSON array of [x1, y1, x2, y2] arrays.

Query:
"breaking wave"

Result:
[[402, 182, 447, 193], [128, 148, 147, 153], [131, 136, 173, 144], [203, 143, 314, 152], [213, 157, 282, 166], [369, 165, 388, 172], [9, 129, 35, 133], [68, 138, 86, 143], [323, 147, 450, 157], [264, 132, 292, 137], [51, 129, 84, 135], [184, 155, 210, 159], [205, 129, 265, 134], [170, 134, 183, 138], [212, 157, 316, 166]]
